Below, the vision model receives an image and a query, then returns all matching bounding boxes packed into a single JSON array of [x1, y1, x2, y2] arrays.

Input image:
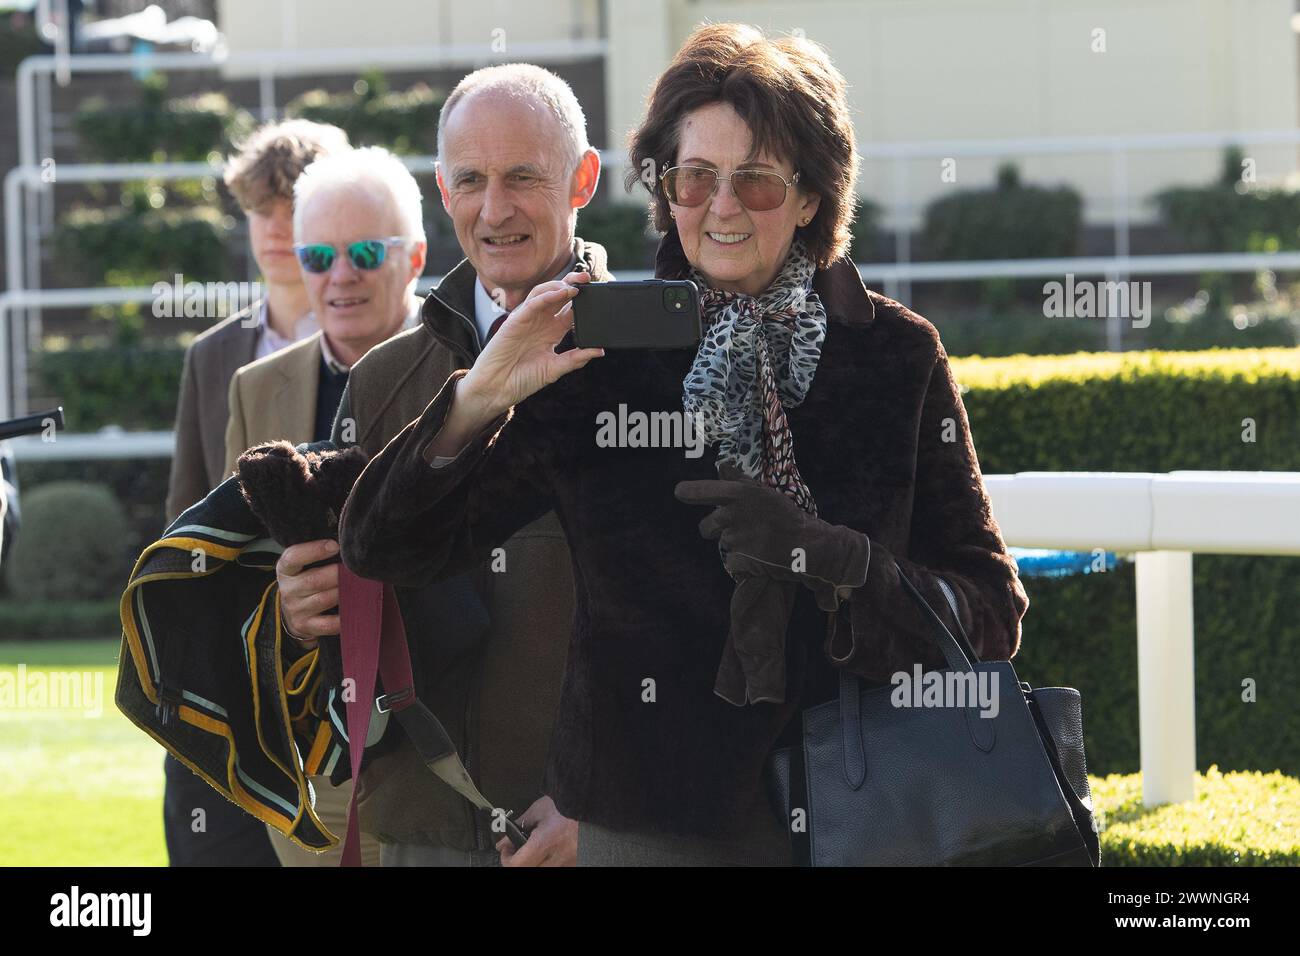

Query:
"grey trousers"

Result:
[[577, 798, 792, 867]]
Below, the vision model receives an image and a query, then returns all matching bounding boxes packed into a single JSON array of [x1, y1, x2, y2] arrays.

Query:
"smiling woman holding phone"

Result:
[[340, 22, 1028, 866]]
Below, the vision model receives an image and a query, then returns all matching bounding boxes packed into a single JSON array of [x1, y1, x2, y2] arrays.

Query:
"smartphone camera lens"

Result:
[[663, 287, 688, 312]]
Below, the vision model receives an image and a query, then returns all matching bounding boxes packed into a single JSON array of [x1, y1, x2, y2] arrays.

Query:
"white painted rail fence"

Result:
[[984, 471, 1300, 806]]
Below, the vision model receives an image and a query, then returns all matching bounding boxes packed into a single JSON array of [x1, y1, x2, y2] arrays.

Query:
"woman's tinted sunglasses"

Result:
[[660, 165, 801, 212], [294, 237, 408, 273]]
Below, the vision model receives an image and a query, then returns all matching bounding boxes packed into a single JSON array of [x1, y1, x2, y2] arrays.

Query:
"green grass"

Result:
[[0, 638, 166, 866], [1, 638, 1297, 866], [0, 637, 123, 666]]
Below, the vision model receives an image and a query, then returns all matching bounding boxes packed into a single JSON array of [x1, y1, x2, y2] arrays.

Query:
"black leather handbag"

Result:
[[766, 561, 1101, 866]]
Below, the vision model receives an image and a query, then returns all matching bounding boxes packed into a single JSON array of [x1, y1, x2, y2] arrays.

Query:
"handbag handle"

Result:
[[894, 562, 980, 672], [894, 567, 982, 671], [837, 562, 994, 788], [893, 565, 995, 757]]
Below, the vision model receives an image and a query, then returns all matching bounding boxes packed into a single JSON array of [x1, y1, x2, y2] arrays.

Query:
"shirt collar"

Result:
[[473, 277, 509, 346], [319, 297, 423, 374], [256, 301, 319, 356], [471, 254, 579, 347]]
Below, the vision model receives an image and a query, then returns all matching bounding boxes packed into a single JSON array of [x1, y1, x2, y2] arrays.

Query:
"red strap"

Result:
[[336, 562, 415, 866]]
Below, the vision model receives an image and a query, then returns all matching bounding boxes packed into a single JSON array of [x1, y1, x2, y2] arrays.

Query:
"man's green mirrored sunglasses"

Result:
[[293, 237, 408, 273]]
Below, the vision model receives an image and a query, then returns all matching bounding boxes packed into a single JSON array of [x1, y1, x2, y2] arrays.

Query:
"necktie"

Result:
[[487, 311, 510, 343]]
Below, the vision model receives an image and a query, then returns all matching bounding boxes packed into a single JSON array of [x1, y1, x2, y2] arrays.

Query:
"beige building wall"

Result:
[[217, 0, 602, 66], [606, 0, 1298, 228], [218, 0, 1297, 230]]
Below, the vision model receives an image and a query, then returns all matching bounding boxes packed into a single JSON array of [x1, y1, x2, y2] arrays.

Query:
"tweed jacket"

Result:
[[165, 306, 260, 522]]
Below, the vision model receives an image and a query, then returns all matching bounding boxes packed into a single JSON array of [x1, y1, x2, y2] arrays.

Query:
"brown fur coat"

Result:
[[340, 228, 1029, 837]]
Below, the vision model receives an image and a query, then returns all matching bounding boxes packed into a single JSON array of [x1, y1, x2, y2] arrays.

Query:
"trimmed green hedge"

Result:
[[33, 340, 186, 433], [922, 163, 1082, 261], [0, 599, 123, 641], [11, 458, 171, 582], [4, 483, 133, 601], [933, 300, 1300, 358], [73, 76, 253, 163], [579, 203, 656, 271], [848, 197, 883, 263], [921, 164, 1083, 308], [951, 348, 1300, 472], [1154, 148, 1300, 254], [286, 71, 442, 154], [1094, 767, 1299, 865], [35, 342, 1300, 471], [0, 12, 44, 75], [1006, 554, 1300, 778], [53, 203, 231, 288]]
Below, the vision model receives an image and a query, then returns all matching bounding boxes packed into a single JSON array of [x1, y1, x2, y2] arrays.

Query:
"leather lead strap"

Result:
[[336, 564, 526, 866], [337, 564, 387, 867]]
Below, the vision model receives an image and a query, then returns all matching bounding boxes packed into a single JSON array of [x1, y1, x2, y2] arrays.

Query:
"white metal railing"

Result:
[[858, 127, 1300, 305], [8, 151, 1299, 415], [15, 44, 611, 168], [858, 252, 1300, 353], [6, 245, 1300, 419], [0, 151, 581, 418], [1, 155, 435, 407], [12, 44, 609, 279], [7, 154, 493, 294], [4, 43, 609, 417], [855, 251, 1300, 285], [0, 276, 446, 419], [7, 45, 1300, 414], [6, 428, 173, 460]]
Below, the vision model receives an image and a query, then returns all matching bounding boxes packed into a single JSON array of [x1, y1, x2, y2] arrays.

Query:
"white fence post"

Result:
[[1135, 549, 1197, 805]]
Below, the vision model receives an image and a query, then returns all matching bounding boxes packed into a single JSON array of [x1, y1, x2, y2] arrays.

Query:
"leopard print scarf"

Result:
[[683, 237, 827, 518]]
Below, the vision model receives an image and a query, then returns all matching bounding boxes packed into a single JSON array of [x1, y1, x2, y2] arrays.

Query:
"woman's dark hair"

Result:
[[625, 22, 859, 269]]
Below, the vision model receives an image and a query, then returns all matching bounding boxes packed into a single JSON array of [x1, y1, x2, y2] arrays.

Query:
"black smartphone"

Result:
[[571, 279, 701, 349]]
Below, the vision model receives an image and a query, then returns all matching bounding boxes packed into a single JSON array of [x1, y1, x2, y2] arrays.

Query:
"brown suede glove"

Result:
[[676, 464, 873, 706], [674, 465, 872, 612], [713, 574, 799, 705]]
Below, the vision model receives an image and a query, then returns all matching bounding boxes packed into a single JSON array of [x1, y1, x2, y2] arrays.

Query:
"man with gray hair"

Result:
[[431, 62, 598, 310], [280, 62, 610, 866], [226, 145, 428, 468], [226, 145, 428, 470], [225, 144, 428, 866]]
